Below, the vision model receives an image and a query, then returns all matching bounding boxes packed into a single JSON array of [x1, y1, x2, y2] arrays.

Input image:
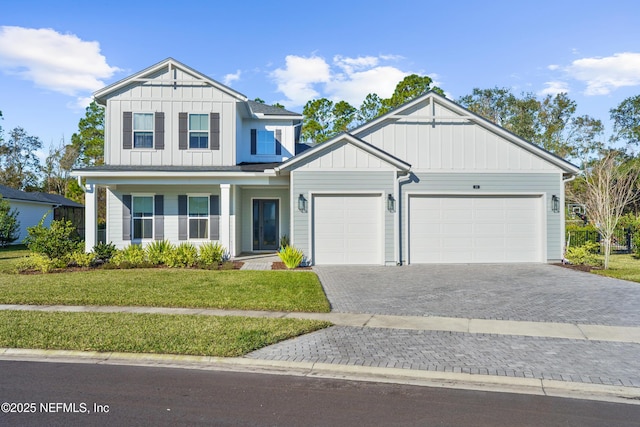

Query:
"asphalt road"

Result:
[[0, 361, 638, 426]]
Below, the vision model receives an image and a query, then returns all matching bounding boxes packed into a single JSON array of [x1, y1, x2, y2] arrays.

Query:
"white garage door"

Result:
[[409, 196, 543, 263], [313, 195, 381, 265]]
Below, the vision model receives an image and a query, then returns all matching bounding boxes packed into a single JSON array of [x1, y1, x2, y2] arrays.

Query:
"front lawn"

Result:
[[0, 310, 330, 357], [591, 254, 640, 283], [0, 268, 330, 312]]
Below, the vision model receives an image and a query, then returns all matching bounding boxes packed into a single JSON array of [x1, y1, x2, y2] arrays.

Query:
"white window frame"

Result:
[[132, 194, 154, 241], [133, 113, 154, 149], [188, 113, 209, 149], [188, 194, 209, 240], [256, 130, 276, 155]]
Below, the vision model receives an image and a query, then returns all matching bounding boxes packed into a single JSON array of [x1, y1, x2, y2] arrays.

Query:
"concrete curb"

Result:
[[1, 348, 639, 405]]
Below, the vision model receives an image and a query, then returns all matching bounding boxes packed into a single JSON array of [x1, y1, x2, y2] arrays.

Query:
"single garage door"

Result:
[[313, 194, 381, 264], [409, 195, 543, 263]]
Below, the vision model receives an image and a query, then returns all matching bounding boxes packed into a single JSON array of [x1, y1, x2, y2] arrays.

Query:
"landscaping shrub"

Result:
[[15, 253, 66, 273], [146, 240, 174, 265], [198, 242, 226, 267], [277, 245, 304, 269], [67, 251, 96, 268], [92, 242, 117, 263], [24, 216, 82, 260], [166, 242, 198, 268], [111, 244, 147, 267], [279, 235, 290, 250], [0, 197, 20, 247], [565, 242, 603, 267]]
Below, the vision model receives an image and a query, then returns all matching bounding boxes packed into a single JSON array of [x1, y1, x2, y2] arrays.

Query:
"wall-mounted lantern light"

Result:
[[298, 194, 307, 213], [387, 194, 396, 212], [551, 195, 560, 213]]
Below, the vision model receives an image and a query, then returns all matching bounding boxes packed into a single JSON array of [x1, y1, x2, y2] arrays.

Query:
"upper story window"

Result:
[[132, 196, 153, 239], [257, 130, 275, 155], [189, 114, 209, 149], [188, 196, 209, 239], [133, 113, 154, 149]]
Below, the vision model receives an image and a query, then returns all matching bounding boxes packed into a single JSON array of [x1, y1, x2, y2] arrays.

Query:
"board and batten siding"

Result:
[[355, 99, 560, 173], [104, 66, 238, 167], [400, 172, 563, 262], [107, 186, 221, 249], [295, 140, 398, 170], [291, 170, 396, 265]]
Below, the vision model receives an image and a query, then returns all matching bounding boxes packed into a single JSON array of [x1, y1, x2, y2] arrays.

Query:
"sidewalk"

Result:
[[1, 303, 640, 404]]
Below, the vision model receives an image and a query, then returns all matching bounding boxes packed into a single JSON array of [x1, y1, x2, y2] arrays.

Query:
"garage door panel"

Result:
[[409, 196, 542, 263], [313, 195, 381, 265]]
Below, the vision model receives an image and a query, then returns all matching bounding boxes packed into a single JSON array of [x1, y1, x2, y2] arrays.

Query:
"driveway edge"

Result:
[[1, 348, 639, 406]]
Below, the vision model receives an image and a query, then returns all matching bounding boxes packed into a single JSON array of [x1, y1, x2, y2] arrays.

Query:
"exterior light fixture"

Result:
[[551, 195, 560, 213], [387, 194, 396, 212], [298, 194, 307, 213]]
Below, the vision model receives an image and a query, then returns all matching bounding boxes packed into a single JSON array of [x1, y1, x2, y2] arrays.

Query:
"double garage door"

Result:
[[408, 195, 543, 263]]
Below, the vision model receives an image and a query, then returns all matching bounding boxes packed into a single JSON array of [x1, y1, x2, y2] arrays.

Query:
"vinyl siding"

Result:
[[291, 170, 396, 265]]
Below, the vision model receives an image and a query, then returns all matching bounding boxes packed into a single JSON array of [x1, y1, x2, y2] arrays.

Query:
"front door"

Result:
[[253, 199, 279, 251]]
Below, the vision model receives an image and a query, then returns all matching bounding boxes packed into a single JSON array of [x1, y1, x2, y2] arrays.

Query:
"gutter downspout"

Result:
[[395, 171, 413, 266]]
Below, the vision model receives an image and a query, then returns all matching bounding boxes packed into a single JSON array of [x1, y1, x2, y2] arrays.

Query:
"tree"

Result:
[[610, 95, 640, 145], [0, 197, 19, 247], [356, 93, 384, 125], [580, 152, 639, 269], [301, 98, 334, 144], [43, 141, 78, 197], [331, 100, 356, 135], [382, 74, 444, 113], [0, 127, 43, 190], [70, 101, 104, 167]]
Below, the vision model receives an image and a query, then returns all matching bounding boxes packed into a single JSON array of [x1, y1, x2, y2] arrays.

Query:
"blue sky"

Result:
[[2, 0, 640, 158]]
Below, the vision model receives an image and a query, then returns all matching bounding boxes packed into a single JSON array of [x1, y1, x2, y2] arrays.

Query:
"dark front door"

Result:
[[253, 199, 279, 251]]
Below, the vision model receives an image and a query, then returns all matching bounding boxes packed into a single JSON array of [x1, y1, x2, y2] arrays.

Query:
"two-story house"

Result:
[[73, 58, 578, 265]]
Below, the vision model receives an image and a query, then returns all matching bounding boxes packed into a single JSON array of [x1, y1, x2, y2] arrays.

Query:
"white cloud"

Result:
[[271, 54, 426, 108], [0, 26, 119, 98], [223, 69, 241, 86], [540, 80, 570, 96], [564, 52, 640, 95], [547, 64, 559, 71]]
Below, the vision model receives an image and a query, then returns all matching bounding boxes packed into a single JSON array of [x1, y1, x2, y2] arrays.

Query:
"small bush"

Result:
[[24, 216, 82, 259], [67, 251, 96, 268], [198, 242, 226, 267], [0, 197, 20, 247], [278, 245, 304, 269], [111, 244, 147, 267], [279, 235, 290, 250], [15, 253, 66, 273], [166, 243, 198, 268], [565, 242, 603, 267], [92, 242, 117, 262], [146, 240, 174, 265]]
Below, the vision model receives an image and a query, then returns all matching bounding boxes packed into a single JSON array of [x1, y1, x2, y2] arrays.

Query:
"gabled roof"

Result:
[[275, 133, 411, 173], [246, 100, 302, 118], [93, 58, 248, 104], [0, 185, 83, 208], [351, 91, 580, 176]]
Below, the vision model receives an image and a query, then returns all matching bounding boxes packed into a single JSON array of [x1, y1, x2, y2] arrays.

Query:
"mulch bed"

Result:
[[552, 262, 601, 272], [271, 262, 312, 270]]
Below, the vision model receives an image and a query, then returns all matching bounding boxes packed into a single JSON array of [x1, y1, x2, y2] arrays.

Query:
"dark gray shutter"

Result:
[[209, 195, 220, 241], [275, 129, 282, 155], [122, 195, 132, 240], [155, 112, 164, 150], [154, 195, 164, 240], [210, 113, 220, 150], [178, 113, 188, 150], [178, 195, 187, 240], [123, 112, 132, 149], [251, 129, 257, 155]]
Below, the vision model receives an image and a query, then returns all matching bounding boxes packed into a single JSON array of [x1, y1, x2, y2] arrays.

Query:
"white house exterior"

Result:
[[72, 58, 579, 265]]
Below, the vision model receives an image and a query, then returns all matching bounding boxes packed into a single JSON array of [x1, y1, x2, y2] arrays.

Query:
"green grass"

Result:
[[0, 268, 330, 312], [592, 254, 640, 283], [0, 244, 29, 273], [0, 310, 330, 357]]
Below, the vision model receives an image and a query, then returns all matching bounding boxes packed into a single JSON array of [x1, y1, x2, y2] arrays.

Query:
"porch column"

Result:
[[84, 183, 97, 253], [220, 184, 231, 255]]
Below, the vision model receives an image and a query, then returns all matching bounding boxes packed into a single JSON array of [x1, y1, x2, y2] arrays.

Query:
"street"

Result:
[[0, 360, 638, 426]]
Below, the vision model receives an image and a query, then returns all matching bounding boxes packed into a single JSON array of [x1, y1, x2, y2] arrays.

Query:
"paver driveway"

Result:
[[313, 263, 640, 326]]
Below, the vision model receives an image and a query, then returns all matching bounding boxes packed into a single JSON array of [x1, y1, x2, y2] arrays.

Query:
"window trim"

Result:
[[187, 194, 210, 240], [188, 113, 209, 150], [131, 194, 155, 241], [133, 113, 155, 149]]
